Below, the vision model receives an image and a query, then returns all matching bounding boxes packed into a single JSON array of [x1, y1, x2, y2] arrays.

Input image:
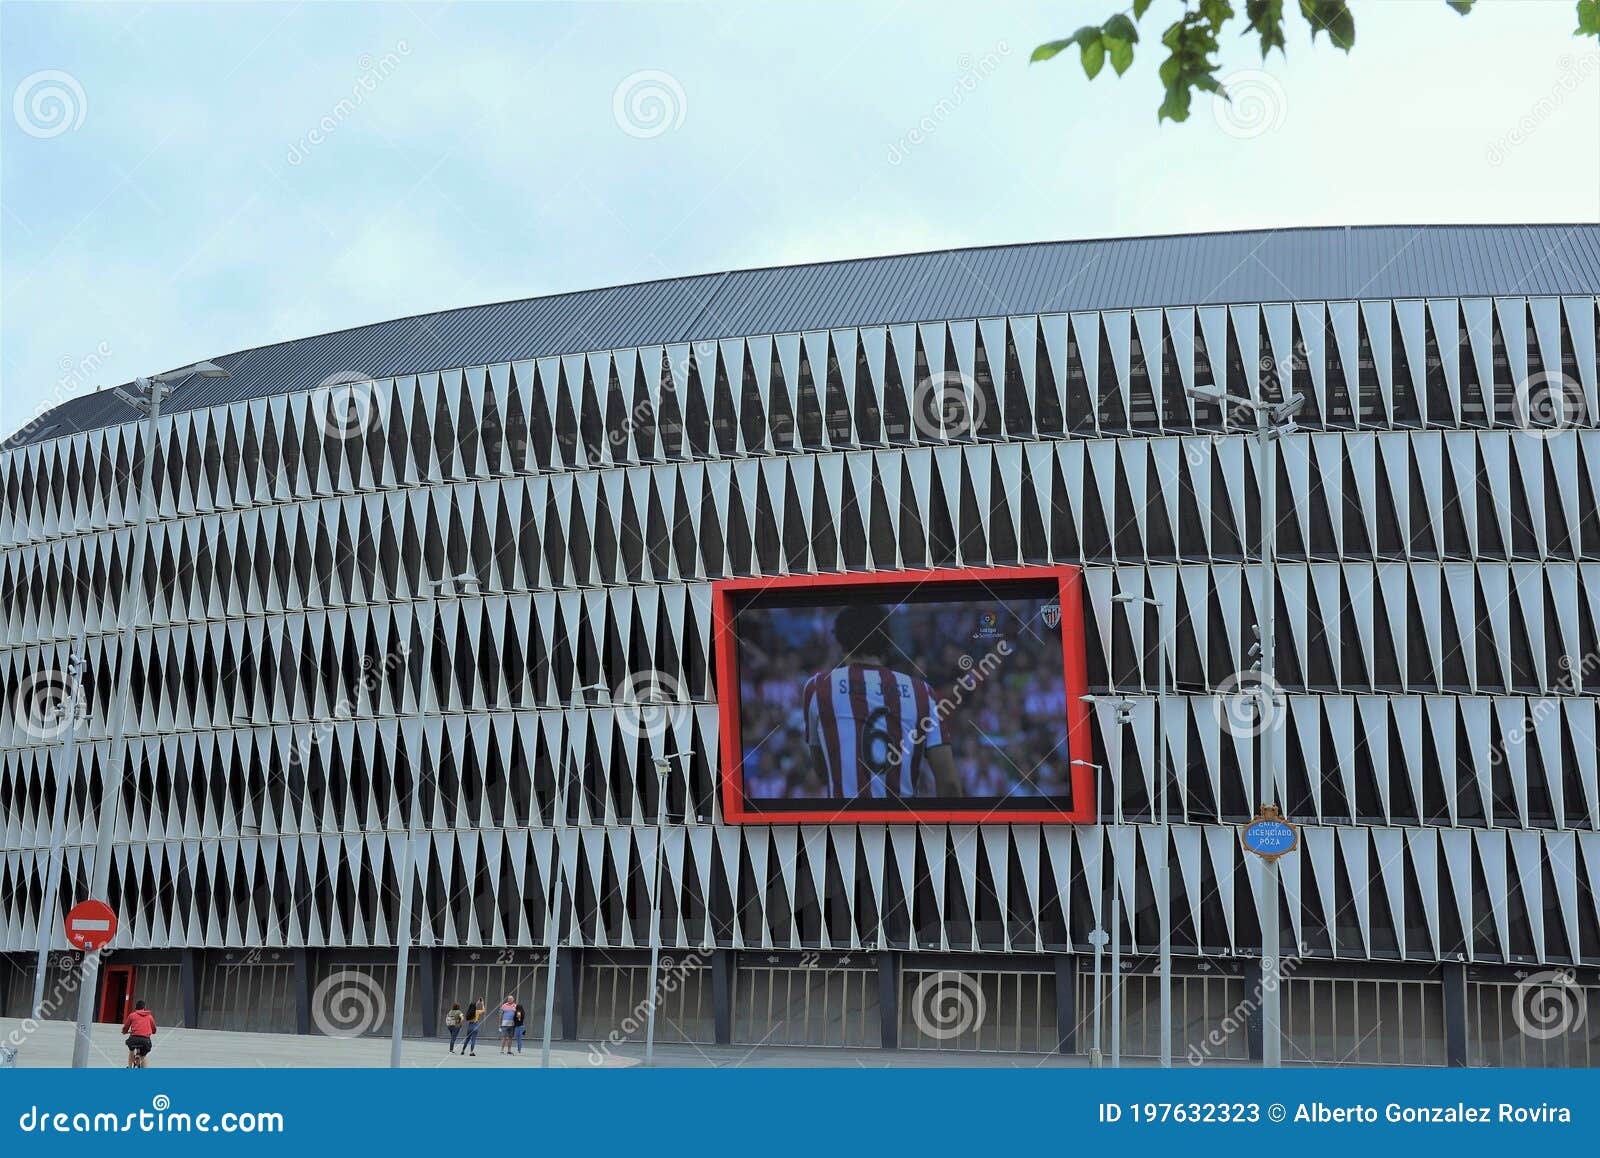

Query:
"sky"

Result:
[[2, 0, 1597, 440]]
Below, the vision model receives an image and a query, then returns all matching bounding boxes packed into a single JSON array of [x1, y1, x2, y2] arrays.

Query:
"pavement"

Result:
[[0, 1017, 1088, 1069]]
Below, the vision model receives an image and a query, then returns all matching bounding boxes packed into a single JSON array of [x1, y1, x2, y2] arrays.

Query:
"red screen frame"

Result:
[[714, 564, 1095, 824]]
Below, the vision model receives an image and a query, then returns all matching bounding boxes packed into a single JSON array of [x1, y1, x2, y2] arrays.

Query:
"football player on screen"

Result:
[[801, 605, 962, 799]]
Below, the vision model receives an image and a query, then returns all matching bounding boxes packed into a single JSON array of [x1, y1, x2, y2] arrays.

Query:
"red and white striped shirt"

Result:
[[802, 664, 943, 797]]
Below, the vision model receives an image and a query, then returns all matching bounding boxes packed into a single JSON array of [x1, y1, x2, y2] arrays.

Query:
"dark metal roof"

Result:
[[9, 224, 1599, 448]]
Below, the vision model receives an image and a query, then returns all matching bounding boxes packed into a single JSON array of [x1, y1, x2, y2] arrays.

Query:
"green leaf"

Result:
[[1329, 6, 1356, 48], [1579, 0, 1600, 34], [1246, 0, 1288, 56], [1446, 0, 1475, 13], [1081, 37, 1107, 79], [1133, 0, 1155, 17], [1301, 0, 1355, 50], [1106, 35, 1136, 75], [1104, 13, 1140, 43], [1030, 39, 1074, 62], [1072, 24, 1103, 47], [1158, 81, 1192, 122]]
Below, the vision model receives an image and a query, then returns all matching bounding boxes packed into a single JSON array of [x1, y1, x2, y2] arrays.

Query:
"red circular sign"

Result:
[[64, 899, 117, 952]]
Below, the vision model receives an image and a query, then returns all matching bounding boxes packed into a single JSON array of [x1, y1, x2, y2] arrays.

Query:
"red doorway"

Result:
[[98, 965, 136, 1024]]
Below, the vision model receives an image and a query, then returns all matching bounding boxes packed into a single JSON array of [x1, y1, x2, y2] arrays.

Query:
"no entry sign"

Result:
[[64, 899, 117, 952]]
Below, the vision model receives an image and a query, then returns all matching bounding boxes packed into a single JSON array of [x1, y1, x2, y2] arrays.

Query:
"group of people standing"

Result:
[[443, 995, 526, 1056]]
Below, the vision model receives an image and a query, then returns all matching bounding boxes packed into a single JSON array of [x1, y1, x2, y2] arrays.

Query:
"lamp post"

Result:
[[72, 361, 229, 1069], [34, 638, 86, 1019], [644, 751, 693, 1066], [537, 744, 571, 1068], [1082, 698, 1136, 1067], [1112, 589, 1172, 1068], [645, 755, 670, 1067], [537, 680, 613, 1067], [1072, 757, 1107, 1067], [574, 679, 690, 1067], [1185, 382, 1304, 1069], [391, 571, 481, 1067]]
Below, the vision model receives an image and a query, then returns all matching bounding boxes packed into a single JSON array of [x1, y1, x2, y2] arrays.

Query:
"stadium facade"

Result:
[[2, 224, 1599, 1066]]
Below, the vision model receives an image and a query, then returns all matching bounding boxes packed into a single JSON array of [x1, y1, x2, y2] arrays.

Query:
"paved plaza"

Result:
[[0, 1017, 1085, 1069]]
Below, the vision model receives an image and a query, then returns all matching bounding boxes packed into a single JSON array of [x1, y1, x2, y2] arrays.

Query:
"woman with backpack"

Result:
[[444, 1002, 465, 1053]]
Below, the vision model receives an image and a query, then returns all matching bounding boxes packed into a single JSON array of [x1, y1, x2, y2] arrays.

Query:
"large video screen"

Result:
[[715, 567, 1093, 823]]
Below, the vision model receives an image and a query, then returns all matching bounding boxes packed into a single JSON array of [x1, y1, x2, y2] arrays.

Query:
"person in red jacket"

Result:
[[122, 1000, 156, 1068]]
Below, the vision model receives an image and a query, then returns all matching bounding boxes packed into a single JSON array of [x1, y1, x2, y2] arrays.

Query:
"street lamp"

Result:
[[391, 570, 482, 1067], [536, 745, 572, 1068], [1072, 757, 1108, 1068], [72, 360, 230, 1069], [537, 680, 611, 1067], [34, 638, 87, 1019], [644, 751, 692, 1067], [1112, 589, 1173, 1069], [1078, 700, 1133, 1069], [1185, 381, 1304, 1069], [576, 680, 691, 1067]]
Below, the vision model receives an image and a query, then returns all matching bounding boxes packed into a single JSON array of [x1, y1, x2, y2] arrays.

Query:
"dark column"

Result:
[[711, 950, 734, 1045], [0, 954, 15, 1018], [0, 953, 15, 1017], [557, 949, 580, 1041], [179, 949, 201, 1028], [1245, 961, 1264, 1062], [418, 948, 442, 1037], [877, 951, 900, 1050], [1443, 962, 1468, 1067], [291, 949, 312, 1035], [1054, 955, 1078, 1054]]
